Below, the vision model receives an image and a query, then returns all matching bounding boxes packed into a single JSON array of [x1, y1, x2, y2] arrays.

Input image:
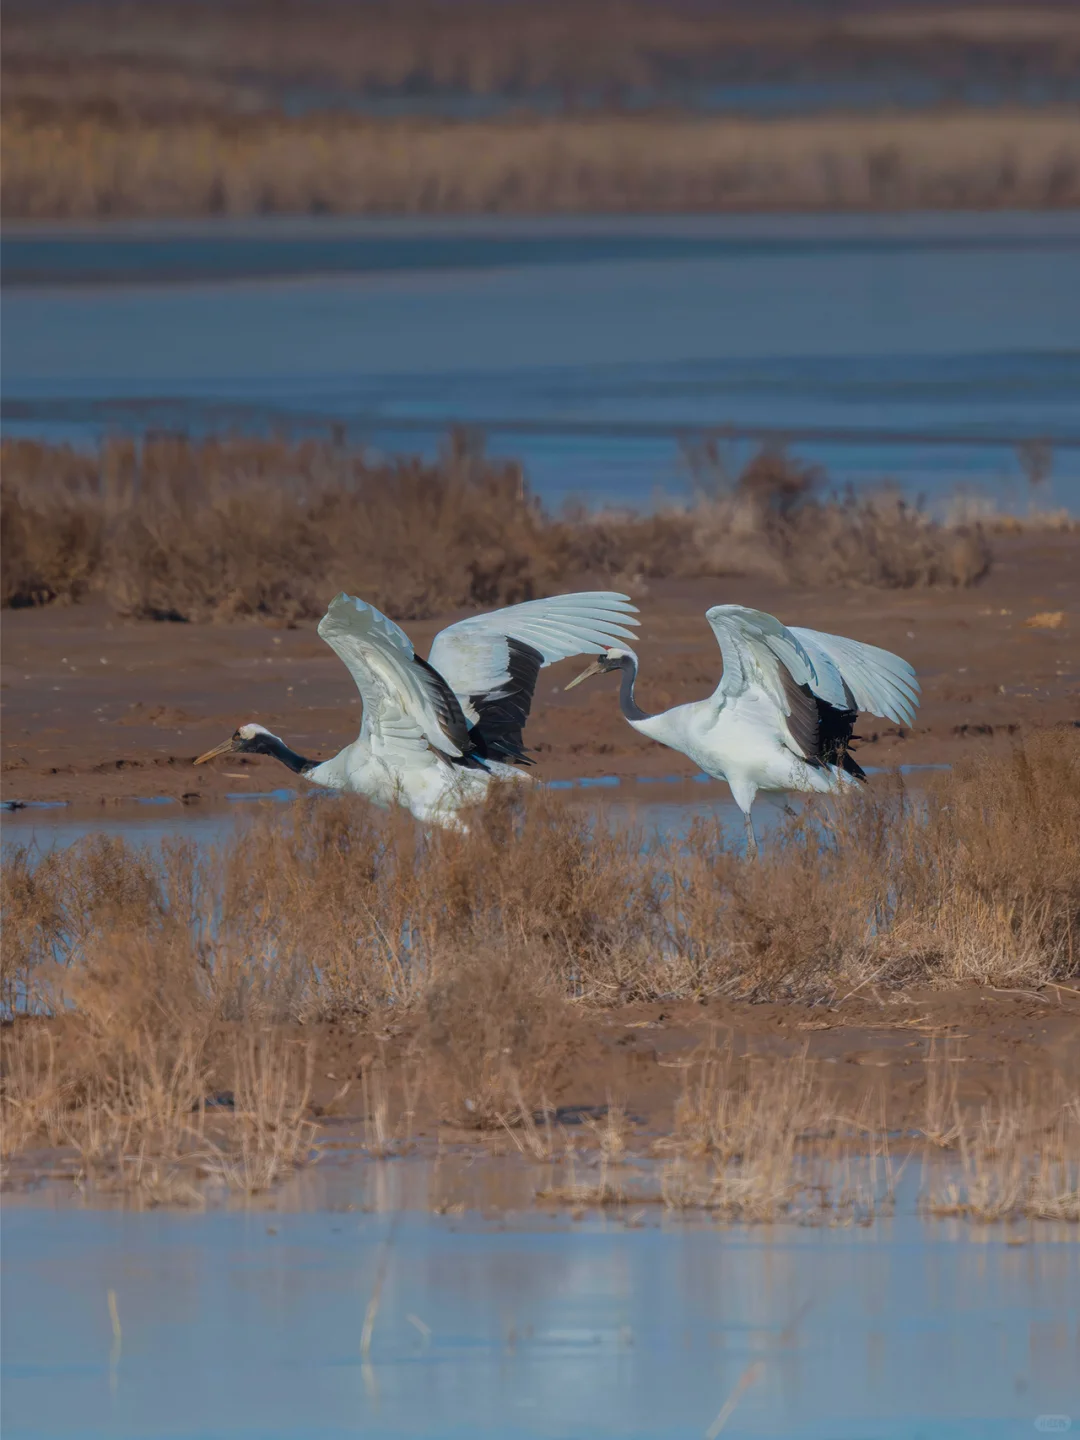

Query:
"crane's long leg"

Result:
[[743, 809, 759, 860]]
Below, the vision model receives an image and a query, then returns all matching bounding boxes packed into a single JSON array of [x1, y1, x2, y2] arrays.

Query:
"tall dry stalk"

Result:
[[10, 0, 1077, 115]]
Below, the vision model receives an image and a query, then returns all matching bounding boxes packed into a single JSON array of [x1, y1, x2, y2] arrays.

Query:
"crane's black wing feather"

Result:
[[466, 638, 544, 765], [779, 667, 865, 780]]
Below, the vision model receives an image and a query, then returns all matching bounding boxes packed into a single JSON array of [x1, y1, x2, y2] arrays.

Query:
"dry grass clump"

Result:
[[893, 731, 1080, 983], [533, 1037, 1076, 1223], [0, 435, 990, 620], [4, 734, 1078, 1036], [1, 884, 319, 1201], [3, 735, 1076, 1082], [421, 951, 572, 1129], [5, 108, 1079, 219], [658, 1044, 898, 1222], [0, 471, 104, 610], [920, 1081, 1080, 1222], [1, 1014, 318, 1203]]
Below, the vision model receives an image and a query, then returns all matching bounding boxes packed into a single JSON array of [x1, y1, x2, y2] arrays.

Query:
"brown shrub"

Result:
[[0, 434, 990, 621], [0, 444, 105, 608], [0, 433, 558, 621], [671, 447, 991, 589], [890, 729, 1080, 983]]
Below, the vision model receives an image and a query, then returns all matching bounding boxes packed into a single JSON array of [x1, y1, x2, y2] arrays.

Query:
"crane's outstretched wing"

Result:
[[705, 605, 918, 767], [788, 627, 919, 729], [428, 592, 639, 762], [318, 593, 473, 760]]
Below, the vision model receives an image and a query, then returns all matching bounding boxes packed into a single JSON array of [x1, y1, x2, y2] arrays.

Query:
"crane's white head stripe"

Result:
[[237, 723, 276, 741]]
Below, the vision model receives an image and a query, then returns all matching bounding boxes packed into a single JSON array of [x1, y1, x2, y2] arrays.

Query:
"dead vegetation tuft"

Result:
[[0, 435, 989, 620], [658, 1044, 900, 1223], [421, 950, 571, 1129], [0, 904, 319, 1202], [920, 1075, 1080, 1222]]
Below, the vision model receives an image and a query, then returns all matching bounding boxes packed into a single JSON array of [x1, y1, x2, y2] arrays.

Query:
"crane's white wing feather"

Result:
[[705, 605, 822, 714], [318, 593, 469, 758], [789, 627, 919, 728], [705, 605, 919, 728], [428, 591, 639, 722]]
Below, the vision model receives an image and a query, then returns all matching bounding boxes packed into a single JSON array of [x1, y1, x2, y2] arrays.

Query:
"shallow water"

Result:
[[0, 784, 776, 855], [4, 213, 1079, 512], [3, 1164, 1078, 1440], [0, 769, 944, 856]]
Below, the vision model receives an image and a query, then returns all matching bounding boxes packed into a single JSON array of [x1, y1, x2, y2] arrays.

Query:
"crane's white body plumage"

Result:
[[569, 603, 919, 853], [200, 591, 639, 829]]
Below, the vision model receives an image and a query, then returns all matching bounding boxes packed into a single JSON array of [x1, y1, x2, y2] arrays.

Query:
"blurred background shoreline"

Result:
[[5, 0, 1080, 221]]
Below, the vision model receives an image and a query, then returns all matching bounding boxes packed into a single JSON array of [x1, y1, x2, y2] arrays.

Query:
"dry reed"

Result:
[[6, 109, 1079, 220], [920, 1079, 1080, 1222], [0, 919, 319, 1202], [0, 435, 990, 620], [658, 1045, 900, 1222], [530, 1036, 1076, 1223]]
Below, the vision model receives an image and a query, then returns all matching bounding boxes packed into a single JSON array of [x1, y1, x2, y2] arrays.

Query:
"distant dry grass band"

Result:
[[4, 110, 1079, 219], [0, 434, 991, 623]]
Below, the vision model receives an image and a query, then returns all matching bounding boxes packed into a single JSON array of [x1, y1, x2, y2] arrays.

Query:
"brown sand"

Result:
[[3, 530, 1077, 806]]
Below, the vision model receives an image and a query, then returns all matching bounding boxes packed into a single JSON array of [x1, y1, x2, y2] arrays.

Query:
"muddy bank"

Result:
[[297, 987, 1080, 1143], [2, 531, 1077, 806]]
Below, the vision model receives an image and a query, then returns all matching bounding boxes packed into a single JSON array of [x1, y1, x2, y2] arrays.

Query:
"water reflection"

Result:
[[3, 1167, 1077, 1440]]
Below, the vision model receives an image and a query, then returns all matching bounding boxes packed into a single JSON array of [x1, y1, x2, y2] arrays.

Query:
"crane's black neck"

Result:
[[246, 730, 316, 776], [618, 654, 649, 724]]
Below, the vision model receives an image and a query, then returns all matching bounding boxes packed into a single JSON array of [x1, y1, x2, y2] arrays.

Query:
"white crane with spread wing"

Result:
[[195, 590, 639, 828], [565, 604, 919, 855]]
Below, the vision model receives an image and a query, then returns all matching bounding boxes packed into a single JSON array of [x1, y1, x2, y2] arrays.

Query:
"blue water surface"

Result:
[[4, 213, 1079, 514], [3, 1187, 1078, 1440]]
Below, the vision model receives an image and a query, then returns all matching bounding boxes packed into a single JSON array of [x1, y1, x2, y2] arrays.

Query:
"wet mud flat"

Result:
[[2, 531, 1078, 806]]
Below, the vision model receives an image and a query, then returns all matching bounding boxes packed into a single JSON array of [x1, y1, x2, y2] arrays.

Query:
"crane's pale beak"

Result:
[[564, 659, 606, 692], [194, 736, 238, 765]]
